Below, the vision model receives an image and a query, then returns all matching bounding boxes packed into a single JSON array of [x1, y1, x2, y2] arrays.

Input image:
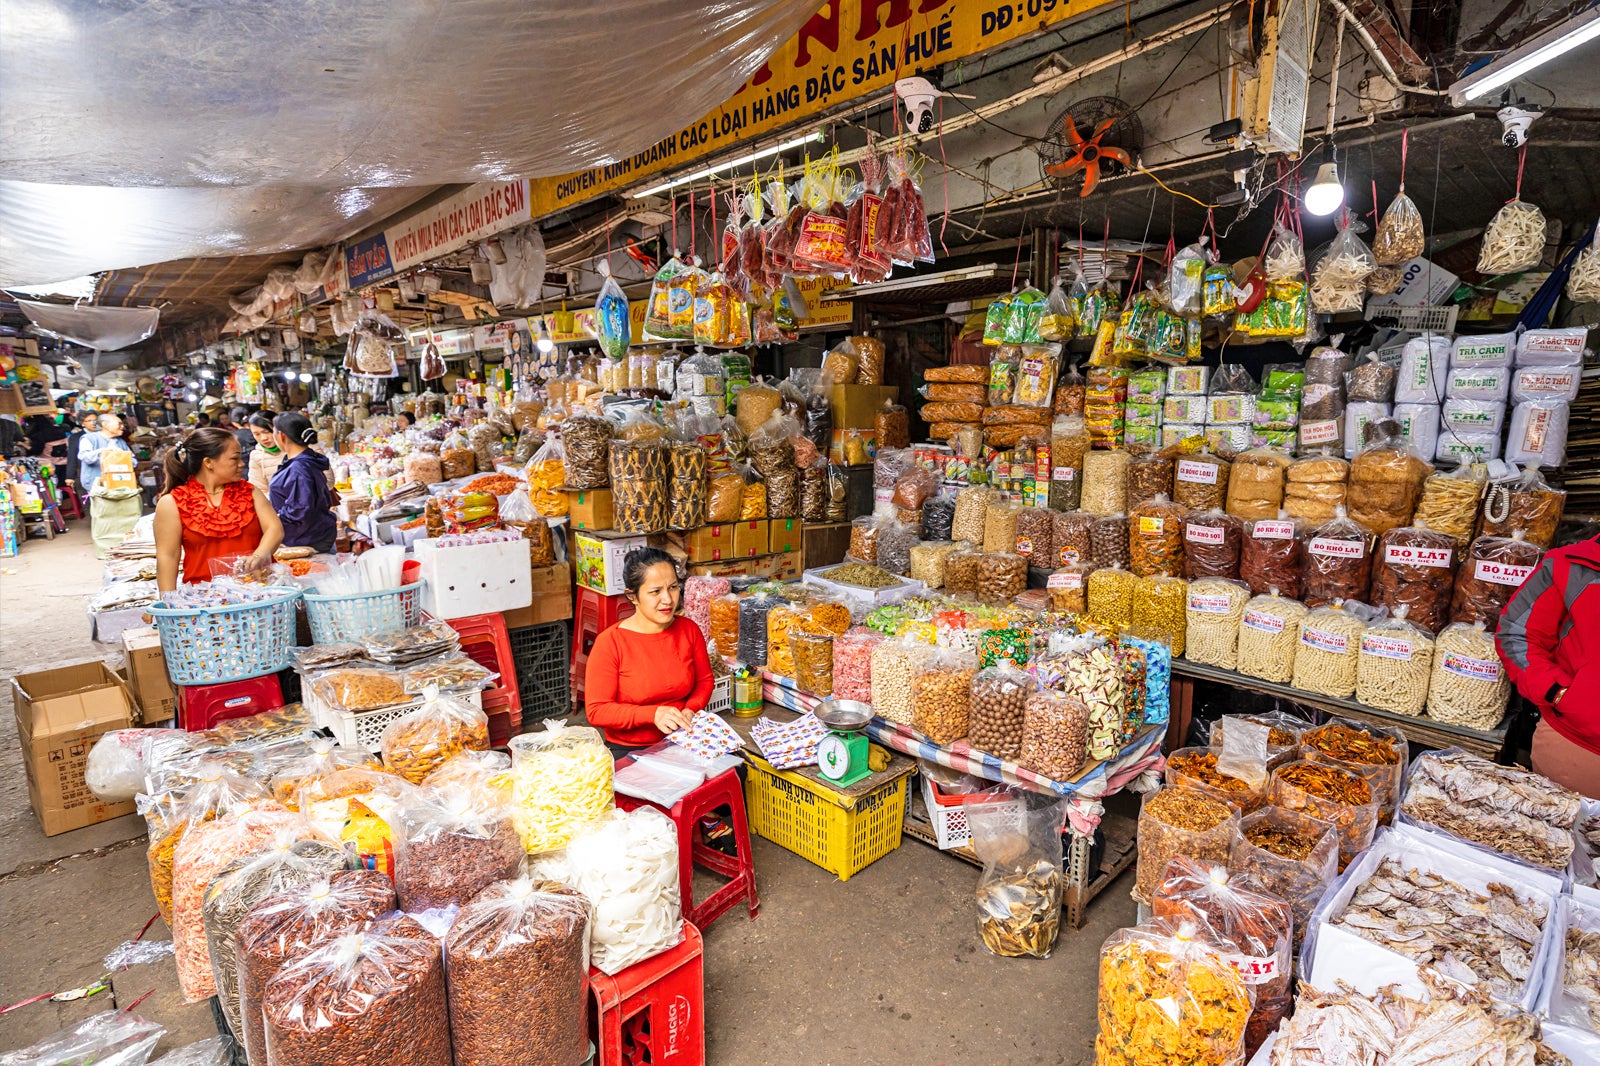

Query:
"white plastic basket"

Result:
[[707, 676, 731, 715], [922, 772, 973, 850]]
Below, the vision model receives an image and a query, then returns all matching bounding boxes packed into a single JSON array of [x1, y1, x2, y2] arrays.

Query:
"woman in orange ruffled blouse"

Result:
[[154, 427, 284, 591]]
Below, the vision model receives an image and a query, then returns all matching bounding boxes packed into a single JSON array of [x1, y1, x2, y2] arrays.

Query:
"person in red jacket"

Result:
[[584, 547, 713, 753], [1496, 536, 1600, 792]]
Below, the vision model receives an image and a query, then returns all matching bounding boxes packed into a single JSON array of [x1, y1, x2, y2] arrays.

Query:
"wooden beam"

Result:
[[1343, 0, 1432, 84]]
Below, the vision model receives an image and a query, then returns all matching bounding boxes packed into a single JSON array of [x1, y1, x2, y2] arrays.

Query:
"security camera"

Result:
[[894, 77, 975, 135], [1498, 105, 1541, 148]]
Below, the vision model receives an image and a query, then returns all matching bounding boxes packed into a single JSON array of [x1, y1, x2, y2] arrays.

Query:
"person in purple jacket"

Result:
[[267, 412, 337, 553]]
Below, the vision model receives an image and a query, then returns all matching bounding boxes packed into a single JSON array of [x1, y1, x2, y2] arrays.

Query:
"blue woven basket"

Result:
[[149, 588, 303, 685], [303, 582, 424, 644]]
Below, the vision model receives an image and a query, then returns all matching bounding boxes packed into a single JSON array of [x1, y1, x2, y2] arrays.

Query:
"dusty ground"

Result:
[[0, 523, 1133, 1063]]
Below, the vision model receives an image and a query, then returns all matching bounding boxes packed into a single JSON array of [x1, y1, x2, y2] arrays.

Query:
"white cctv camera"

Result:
[[894, 77, 975, 135], [1498, 105, 1541, 148]]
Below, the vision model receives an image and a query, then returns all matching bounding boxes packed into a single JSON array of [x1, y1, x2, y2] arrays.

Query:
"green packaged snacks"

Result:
[[1124, 402, 1163, 428], [983, 295, 1013, 346], [1128, 370, 1167, 400]]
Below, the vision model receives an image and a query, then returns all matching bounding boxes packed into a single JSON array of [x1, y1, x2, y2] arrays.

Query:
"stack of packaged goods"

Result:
[[1161, 366, 1209, 447]]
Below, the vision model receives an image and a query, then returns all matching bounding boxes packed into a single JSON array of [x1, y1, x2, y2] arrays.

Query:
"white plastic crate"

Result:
[[308, 687, 484, 750], [707, 676, 731, 715], [922, 772, 973, 850]]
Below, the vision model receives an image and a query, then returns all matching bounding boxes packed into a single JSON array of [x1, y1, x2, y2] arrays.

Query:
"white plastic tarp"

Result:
[[0, 0, 822, 285], [16, 299, 159, 351]]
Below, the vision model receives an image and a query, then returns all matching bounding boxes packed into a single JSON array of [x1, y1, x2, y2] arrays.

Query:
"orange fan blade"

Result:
[[1045, 154, 1089, 180], [1062, 114, 1084, 146], [1100, 146, 1132, 166], [1092, 118, 1116, 141], [1080, 161, 1101, 198]]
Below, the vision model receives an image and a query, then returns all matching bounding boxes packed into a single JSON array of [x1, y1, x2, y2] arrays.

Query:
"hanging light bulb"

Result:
[[535, 320, 556, 354], [283, 368, 297, 381], [1304, 162, 1345, 217], [298, 372, 314, 383]]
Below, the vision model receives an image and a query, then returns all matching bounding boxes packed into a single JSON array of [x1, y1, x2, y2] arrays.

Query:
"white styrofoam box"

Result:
[[88, 605, 153, 645], [1451, 331, 1516, 369], [413, 537, 534, 619], [1535, 894, 1600, 1034], [1303, 826, 1561, 1012]]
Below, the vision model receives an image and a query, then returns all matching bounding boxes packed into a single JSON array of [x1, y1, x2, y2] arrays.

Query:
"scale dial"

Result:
[[817, 734, 853, 781]]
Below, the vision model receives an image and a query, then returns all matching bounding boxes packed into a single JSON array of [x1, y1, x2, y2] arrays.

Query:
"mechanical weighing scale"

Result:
[[813, 699, 873, 788]]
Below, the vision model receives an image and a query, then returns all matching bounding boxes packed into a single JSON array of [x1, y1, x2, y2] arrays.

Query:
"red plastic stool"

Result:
[[571, 587, 633, 704], [58, 484, 84, 520], [615, 766, 759, 930], [590, 922, 705, 1066], [177, 674, 284, 731], [446, 612, 521, 717]]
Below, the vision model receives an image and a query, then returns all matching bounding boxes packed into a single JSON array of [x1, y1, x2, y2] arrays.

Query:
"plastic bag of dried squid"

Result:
[[1151, 856, 1291, 1058]]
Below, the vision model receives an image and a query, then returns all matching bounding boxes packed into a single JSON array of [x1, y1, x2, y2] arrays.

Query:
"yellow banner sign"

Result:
[[528, 0, 1109, 219]]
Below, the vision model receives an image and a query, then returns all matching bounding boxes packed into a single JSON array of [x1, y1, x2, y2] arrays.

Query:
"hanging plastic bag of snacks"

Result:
[[1004, 285, 1048, 345], [1039, 277, 1075, 341], [1372, 190, 1425, 266], [1169, 243, 1206, 314], [1263, 220, 1306, 281], [1309, 214, 1375, 313], [1371, 523, 1455, 633], [1567, 223, 1600, 301], [1449, 532, 1541, 629], [1478, 196, 1548, 275]]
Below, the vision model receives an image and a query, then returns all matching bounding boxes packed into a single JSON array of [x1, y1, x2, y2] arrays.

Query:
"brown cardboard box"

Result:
[[685, 523, 738, 562], [121, 627, 175, 725], [688, 555, 774, 579], [501, 563, 574, 629], [830, 385, 900, 430], [769, 518, 803, 554], [770, 550, 804, 580], [732, 520, 769, 558], [99, 448, 138, 492], [12, 661, 137, 835], [568, 489, 615, 531]]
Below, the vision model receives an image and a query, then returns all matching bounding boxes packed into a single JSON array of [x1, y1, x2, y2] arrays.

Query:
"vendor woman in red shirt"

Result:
[[154, 427, 283, 591], [585, 547, 713, 755]]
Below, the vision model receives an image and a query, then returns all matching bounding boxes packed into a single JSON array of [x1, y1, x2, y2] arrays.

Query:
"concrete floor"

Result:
[[0, 522, 1132, 1063]]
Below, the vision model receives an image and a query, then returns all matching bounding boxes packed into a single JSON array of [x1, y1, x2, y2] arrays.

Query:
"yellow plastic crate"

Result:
[[742, 754, 908, 881]]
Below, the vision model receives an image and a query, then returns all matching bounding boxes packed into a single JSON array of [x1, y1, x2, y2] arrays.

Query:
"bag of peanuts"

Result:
[[1240, 512, 1305, 599], [911, 650, 978, 744], [1303, 509, 1375, 608], [1371, 522, 1457, 634], [1449, 531, 1542, 629], [444, 879, 593, 1066], [968, 661, 1036, 760], [1183, 510, 1242, 580]]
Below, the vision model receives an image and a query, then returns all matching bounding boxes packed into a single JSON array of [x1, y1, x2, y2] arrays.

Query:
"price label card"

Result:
[[1176, 459, 1219, 485], [1301, 627, 1349, 654], [1048, 571, 1084, 590], [1252, 520, 1296, 541], [1474, 560, 1534, 586], [1384, 543, 1453, 568], [1360, 634, 1414, 660], [1138, 516, 1166, 535], [1052, 466, 1076, 481], [1189, 593, 1233, 614], [1308, 536, 1364, 559], [1187, 523, 1227, 545], [1301, 419, 1340, 445], [1441, 651, 1501, 682], [1243, 610, 1287, 633]]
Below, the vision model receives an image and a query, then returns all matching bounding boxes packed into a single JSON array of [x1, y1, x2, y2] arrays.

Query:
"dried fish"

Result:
[[1400, 751, 1579, 871], [1268, 975, 1571, 1066], [1329, 858, 1547, 1003], [976, 859, 1061, 958], [1562, 926, 1600, 1030]]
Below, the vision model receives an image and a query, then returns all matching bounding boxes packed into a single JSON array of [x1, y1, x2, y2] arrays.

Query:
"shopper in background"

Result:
[[396, 410, 414, 430], [25, 413, 68, 485], [1497, 540, 1600, 792], [154, 426, 282, 590], [77, 412, 132, 493], [583, 547, 712, 755], [194, 412, 212, 427], [0, 415, 25, 458], [247, 412, 284, 493], [64, 412, 94, 488], [229, 405, 255, 467], [268, 411, 336, 553]]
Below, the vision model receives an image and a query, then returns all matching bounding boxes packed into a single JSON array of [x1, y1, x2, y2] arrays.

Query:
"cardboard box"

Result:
[[501, 563, 574, 629], [830, 385, 901, 430], [568, 489, 615, 531], [768, 518, 803, 554], [732, 520, 769, 558], [99, 449, 138, 491], [122, 627, 176, 725], [770, 550, 804, 580], [688, 555, 774, 579], [686, 523, 739, 562], [12, 661, 137, 835], [573, 530, 649, 595]]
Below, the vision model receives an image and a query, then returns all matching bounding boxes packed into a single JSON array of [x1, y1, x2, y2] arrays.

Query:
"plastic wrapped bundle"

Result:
[[1094, 919, 1251, 1066], [262, 917, 449, 1066], [1184, 579, 1250, 670], [506, 723, 614, 855], [444, 879, 592, 1066], [380, 688, 490, 785], [1426, 622, 1512, 729], [393, 787, 524, 913]]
